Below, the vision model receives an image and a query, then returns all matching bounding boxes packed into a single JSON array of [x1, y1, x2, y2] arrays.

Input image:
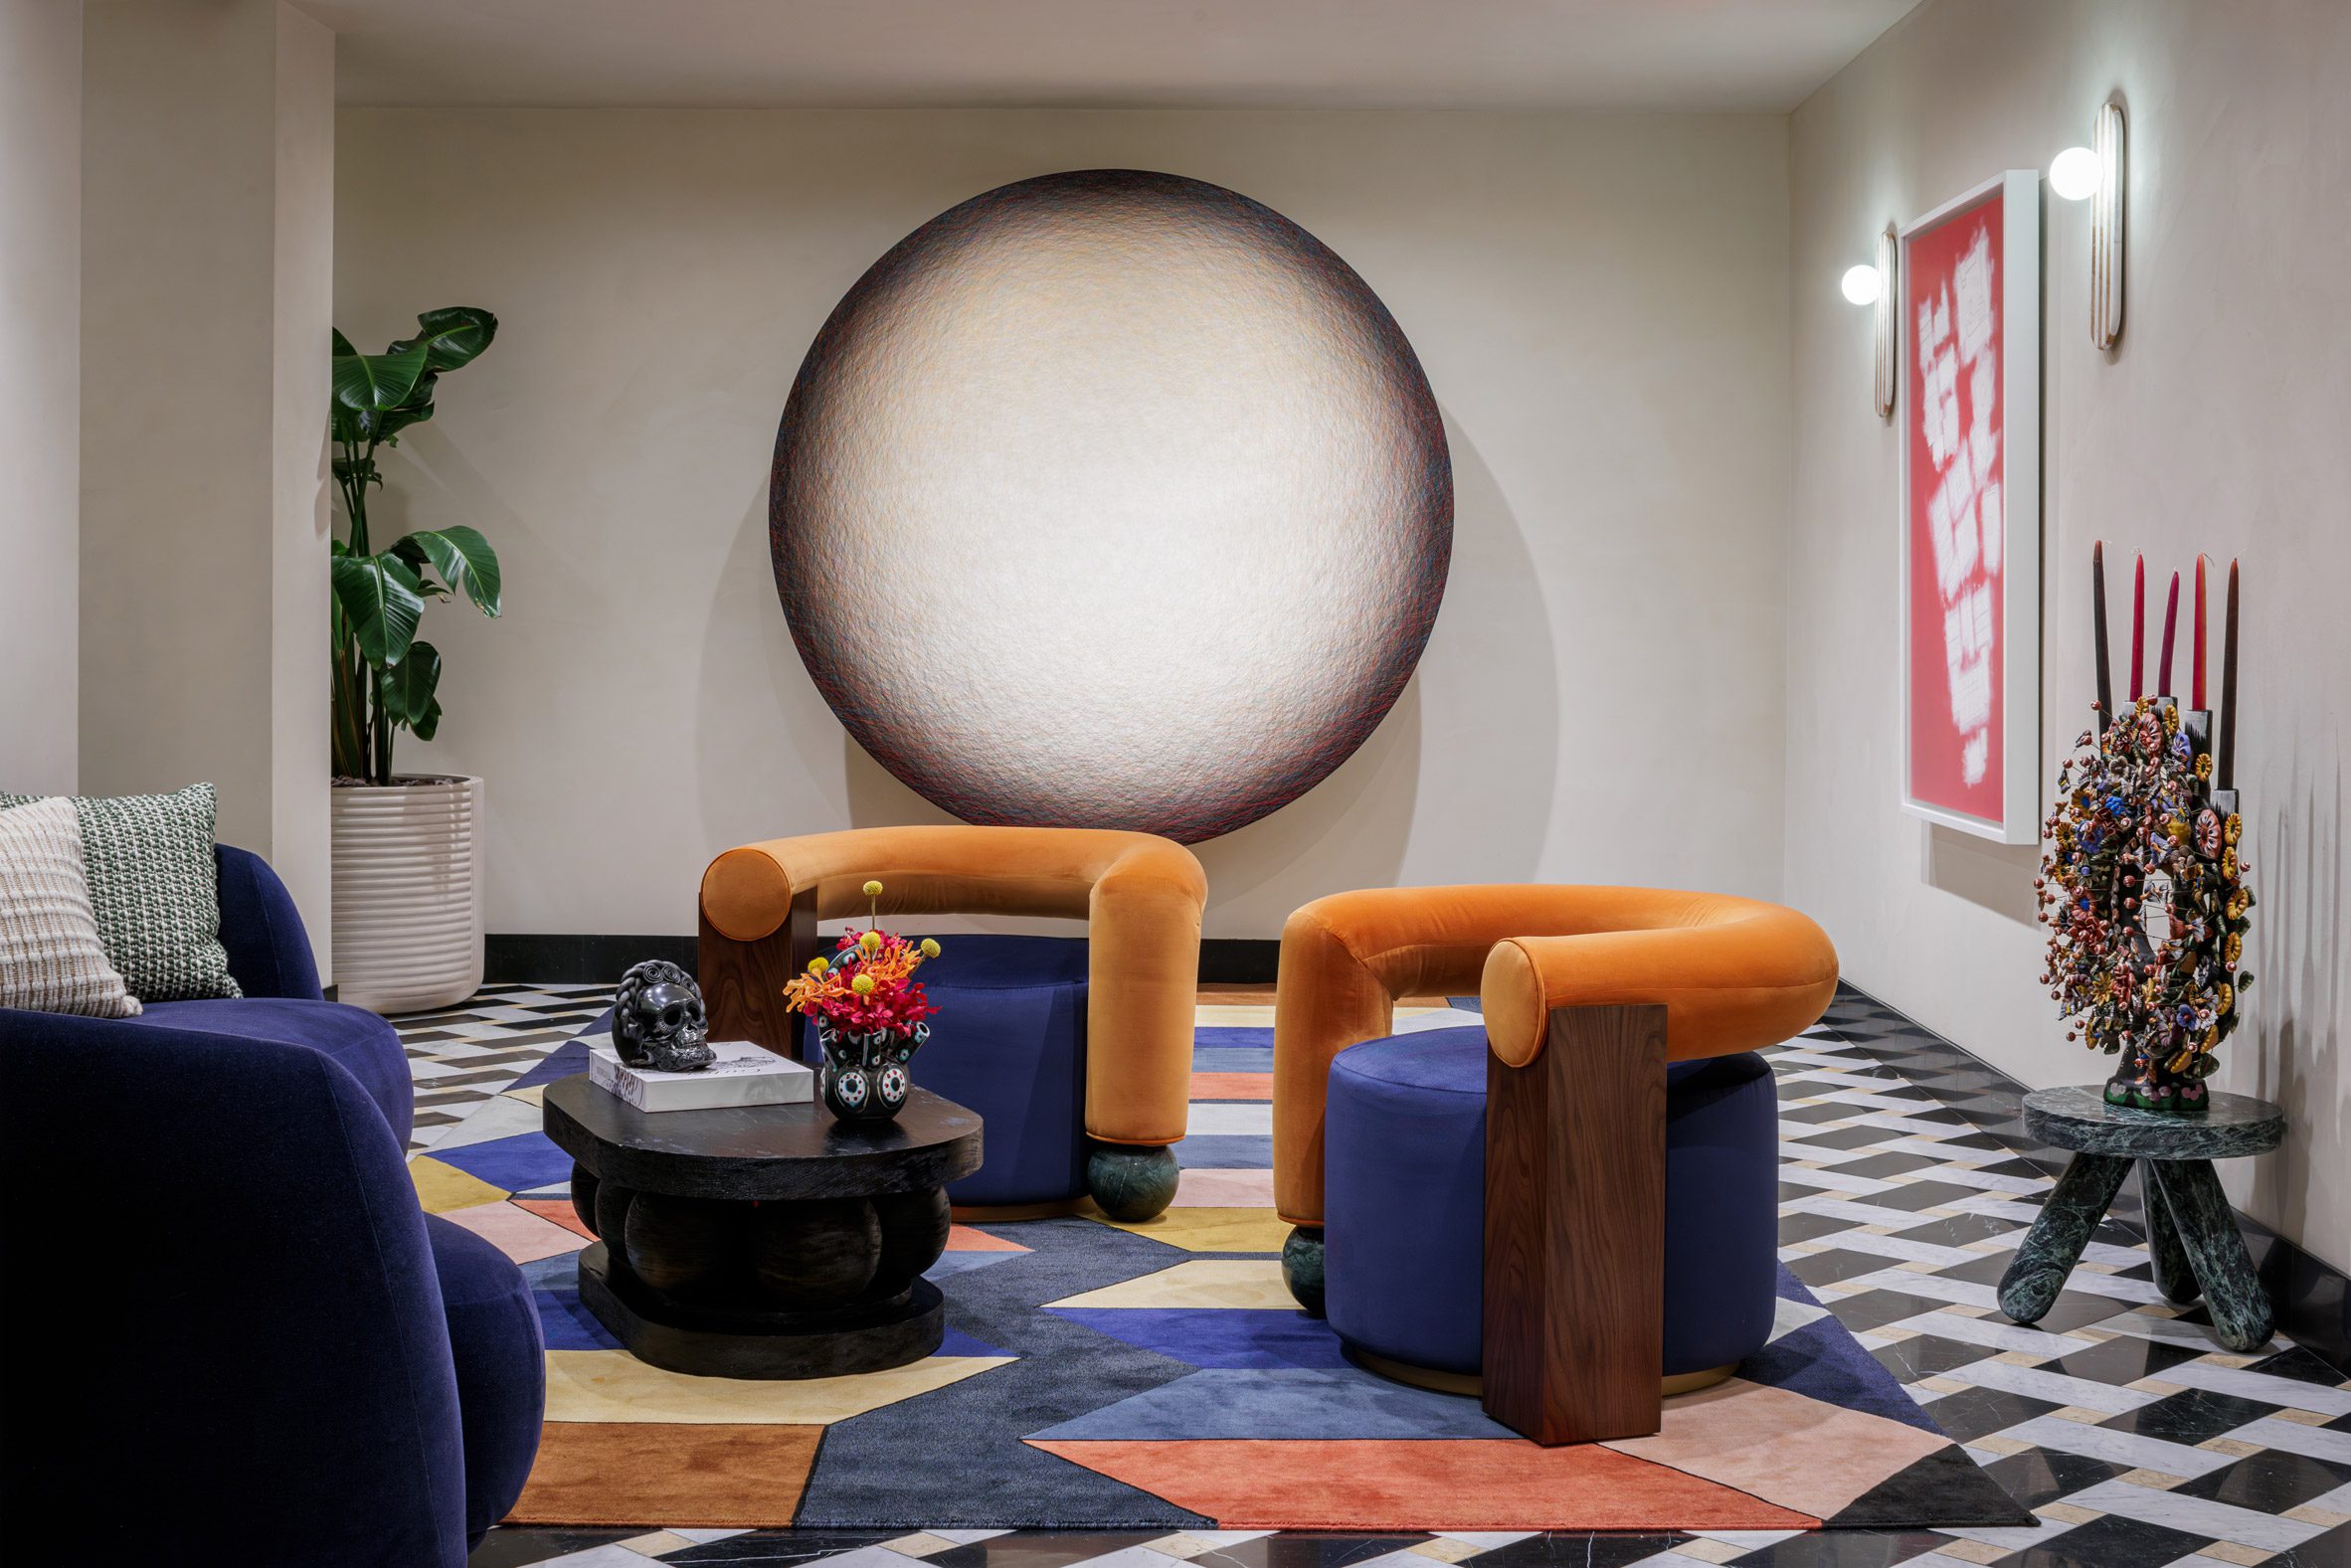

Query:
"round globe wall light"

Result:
[[1840, 263, 1886, 305], [2050, 145, 2101, 201], [769, 170, 1454, 843]]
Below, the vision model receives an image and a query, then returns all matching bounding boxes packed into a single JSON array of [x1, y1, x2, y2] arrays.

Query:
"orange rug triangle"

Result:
[[1026, 1438, 1822, 1531]]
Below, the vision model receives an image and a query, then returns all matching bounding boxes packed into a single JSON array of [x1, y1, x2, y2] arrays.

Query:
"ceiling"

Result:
[[298, 0, 1920, 112]]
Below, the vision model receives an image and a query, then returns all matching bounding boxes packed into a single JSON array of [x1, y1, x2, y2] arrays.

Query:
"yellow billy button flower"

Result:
[[862, 880, 884, 897], [859, 930, 883, 953], [807, 957, 829, 974], [851, 973, 877, 995], [919, 938, 941, 958]]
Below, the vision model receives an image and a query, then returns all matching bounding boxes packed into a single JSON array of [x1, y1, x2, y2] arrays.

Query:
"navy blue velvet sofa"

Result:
[[0, 845, 544, 1567]]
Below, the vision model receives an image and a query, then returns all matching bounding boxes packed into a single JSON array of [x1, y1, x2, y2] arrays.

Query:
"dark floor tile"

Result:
[[2277, 1520, 2351, 1567], [2173, 1448, 2351, 1511], [1916, 1385, 2061, 1444], [1469, 1535, 1690, 1568], [1724, 1529, 1948, 1566], [2046, 1332, 2203, 1385], [1979, 1449, 2128, 1510], [2026, 1293, 2141, 1335], [1859, 1180, 2003, 1213], [2250, 1344, 2351, 1389], [1782, 1101, 1866, 1125], [1828, 1150, 1961, 1182], [1789, 1249, 1905, 1288], [1988, 1511, 2211, 1568], [1787, 1123, 1905, 1152], [2099, 1386, 2281, 1445], [1781, 1210, 1865, 1245], [1887, 1212, 2023, 1249], [1932, 1252, 2024, 1287], [1823, 1289, 1972, 1333], [1874, 1332, 1993, 1383], [424, 1067, 533, 1088], [668, 1531, 906, 1565], [1208, 1536, 1430, 1568], [468, 1527, 639, 1566]]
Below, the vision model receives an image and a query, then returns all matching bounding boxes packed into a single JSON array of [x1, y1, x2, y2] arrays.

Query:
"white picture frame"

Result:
[[1897, 170, 2042, 844]]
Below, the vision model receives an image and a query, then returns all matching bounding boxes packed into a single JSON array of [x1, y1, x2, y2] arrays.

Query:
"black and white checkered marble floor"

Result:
[[401, 985, 2351, 1568]]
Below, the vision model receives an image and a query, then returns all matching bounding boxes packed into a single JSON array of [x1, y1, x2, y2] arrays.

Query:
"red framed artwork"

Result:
[[1899, 171, 2042, 843]]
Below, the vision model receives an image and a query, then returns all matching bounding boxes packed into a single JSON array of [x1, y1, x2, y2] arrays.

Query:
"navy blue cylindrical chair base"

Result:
[[890, 935, 1092, 1207], [1324, 1027, 1779, 1385]]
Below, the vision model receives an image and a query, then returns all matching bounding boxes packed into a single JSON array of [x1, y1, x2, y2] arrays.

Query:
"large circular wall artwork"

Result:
[[771, 169, 1452, 842]]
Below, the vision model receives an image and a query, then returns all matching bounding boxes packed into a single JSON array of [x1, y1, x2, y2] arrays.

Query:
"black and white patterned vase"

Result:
[[814, 1018, 928, 1123]]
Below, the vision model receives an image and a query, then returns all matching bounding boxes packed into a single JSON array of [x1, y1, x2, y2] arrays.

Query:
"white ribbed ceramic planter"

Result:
[[331, 776, 484, 1015]]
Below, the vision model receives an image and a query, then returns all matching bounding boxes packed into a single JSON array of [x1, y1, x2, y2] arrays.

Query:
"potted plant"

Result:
[[327, 307, 502, 1014]]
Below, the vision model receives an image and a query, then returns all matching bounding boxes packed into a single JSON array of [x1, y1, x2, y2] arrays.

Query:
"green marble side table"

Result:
[[1998, 1085, 2284, 1352]]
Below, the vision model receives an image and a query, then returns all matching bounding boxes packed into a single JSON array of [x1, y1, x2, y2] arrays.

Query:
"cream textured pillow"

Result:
[[0, 796, 142, 1017]]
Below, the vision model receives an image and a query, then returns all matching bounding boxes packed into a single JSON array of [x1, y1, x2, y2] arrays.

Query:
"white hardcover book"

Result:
[[588, 1039, 813, 1113]]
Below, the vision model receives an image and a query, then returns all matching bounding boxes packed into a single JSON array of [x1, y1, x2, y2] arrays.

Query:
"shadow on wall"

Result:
[[2244, 756, 2343, 1265], [1922, 824, 2040, 928], [694, 407, 1557, 936]]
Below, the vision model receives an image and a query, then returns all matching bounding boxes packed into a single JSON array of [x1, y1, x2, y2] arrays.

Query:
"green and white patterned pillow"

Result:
[[0, 784, 240, 1002]]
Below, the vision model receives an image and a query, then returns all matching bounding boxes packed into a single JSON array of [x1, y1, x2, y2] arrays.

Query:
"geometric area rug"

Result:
[[406, 1007, 2030, 1533]]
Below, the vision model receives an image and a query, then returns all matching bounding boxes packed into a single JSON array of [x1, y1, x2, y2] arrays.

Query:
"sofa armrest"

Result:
[[0, 1008, 468, 1566], [216, 842, 324, 1000], [1479, 902, 1838, 1069]]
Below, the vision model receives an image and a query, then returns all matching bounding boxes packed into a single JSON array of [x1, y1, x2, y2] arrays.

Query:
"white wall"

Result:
[[80, 0, 335, 968], [0, 0, 83, 793], [1787, 0, 2350, 1270], [334, 106, 1793, 941]]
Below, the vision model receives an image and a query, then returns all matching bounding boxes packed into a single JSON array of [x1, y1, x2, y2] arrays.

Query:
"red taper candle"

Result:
[[2129, 554, 2145, 699], [2193, 555, 2209, 709], [2157, 572, 2180, 696]]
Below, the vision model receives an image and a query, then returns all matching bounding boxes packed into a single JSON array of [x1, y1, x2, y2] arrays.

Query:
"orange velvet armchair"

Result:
[[698, 825, 1207, 1215], [1272, 884, 1838, 1443]]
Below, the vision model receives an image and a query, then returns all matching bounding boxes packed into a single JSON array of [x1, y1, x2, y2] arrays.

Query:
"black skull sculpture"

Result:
[[612, 959, 715, 1072]]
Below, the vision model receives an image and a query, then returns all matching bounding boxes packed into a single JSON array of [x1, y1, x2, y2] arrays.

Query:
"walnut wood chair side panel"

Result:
[[1481, 1001, 1669, 1446], [700, 888, 819, 1060]]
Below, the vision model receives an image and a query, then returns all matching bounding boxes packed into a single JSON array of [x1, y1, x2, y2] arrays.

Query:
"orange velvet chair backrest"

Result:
[[1272, 884, 1838, 1226], [700, 825, 1207, 1145]]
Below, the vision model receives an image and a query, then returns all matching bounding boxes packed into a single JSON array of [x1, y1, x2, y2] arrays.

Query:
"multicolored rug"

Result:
[[404, 1002, 2030, 1532]]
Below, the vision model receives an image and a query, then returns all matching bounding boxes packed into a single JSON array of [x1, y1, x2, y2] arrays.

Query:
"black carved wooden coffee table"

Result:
[[543, 1076, 983, 1378], [1998, 1086, 2283, 1351]]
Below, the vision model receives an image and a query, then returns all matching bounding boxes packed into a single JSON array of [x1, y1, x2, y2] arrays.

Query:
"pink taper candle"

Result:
[[2194, 555, 2209, 708], [2157, 572, 2180, 696], [2129, 554, 2145, 699]]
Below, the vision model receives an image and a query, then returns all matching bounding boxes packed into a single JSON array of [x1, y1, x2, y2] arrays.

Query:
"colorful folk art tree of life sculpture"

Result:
[[2039, 548, 2254, 1116]]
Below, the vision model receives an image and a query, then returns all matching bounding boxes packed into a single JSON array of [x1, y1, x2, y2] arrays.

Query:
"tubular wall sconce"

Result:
[[1871, 223, 1898, 418], [2052, 99, 2126, 349], [1840, 225, 1899, 420]]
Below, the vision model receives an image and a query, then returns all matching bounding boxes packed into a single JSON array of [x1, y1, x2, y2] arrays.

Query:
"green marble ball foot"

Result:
[[1085, 1142, 1179, 1221], [1282, 1225, 1326, 1316]]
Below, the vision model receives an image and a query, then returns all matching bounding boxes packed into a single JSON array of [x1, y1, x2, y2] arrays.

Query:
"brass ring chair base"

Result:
[[1348, 1344, 1739, 1403]]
